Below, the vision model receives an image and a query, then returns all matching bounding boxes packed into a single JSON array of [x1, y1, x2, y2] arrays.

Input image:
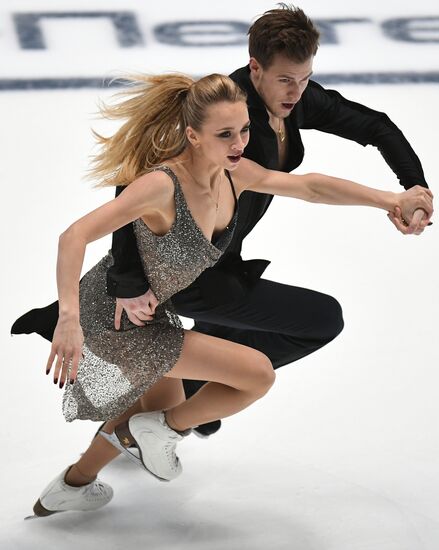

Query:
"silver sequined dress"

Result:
[[62, 165, 238, 422]]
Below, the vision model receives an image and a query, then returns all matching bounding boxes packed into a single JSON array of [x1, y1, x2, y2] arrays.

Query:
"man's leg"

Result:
[[173, 278, 344, 399]]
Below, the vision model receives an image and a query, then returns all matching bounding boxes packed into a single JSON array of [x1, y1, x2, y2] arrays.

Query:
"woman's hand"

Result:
[[114, 288, 159, 330], [46, 315, 84, 388], [393, 186, 434, 234]]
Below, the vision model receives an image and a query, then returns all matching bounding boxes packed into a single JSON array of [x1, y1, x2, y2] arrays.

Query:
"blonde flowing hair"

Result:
[[89, 73, 247, 187]]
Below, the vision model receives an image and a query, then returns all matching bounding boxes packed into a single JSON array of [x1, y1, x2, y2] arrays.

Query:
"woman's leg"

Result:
[[66, 378, 186, 486], [66, 330, 274, 484], [140, 377, 186, 412], [65, 399, 143, 486], [163, 330, 275, 431]]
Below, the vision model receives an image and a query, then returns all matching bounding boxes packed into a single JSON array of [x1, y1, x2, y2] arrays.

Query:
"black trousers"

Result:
[[172, 278, 344, 397]]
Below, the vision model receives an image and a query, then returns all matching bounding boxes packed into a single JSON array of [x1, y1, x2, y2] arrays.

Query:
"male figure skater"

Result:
[[108, 5, 432, 436]]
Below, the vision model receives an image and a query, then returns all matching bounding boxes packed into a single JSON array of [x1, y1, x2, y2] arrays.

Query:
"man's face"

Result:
[[249, 54, 314, 118]]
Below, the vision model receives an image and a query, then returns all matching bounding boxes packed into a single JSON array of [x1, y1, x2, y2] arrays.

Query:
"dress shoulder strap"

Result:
[[153, 164, 179, 186], [224, 170, 238, 207], [152, 164, 185, 199]]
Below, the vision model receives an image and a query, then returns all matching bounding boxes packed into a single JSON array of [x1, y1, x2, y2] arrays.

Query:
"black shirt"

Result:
[[106, 65, 428, 299]]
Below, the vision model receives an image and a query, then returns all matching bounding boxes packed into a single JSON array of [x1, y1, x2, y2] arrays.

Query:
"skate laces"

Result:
[[164, 442, 179, 471]]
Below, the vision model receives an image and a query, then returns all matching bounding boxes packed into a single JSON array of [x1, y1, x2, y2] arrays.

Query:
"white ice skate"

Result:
[[100, 411, 184, 481], [25, 466, 113, 519]]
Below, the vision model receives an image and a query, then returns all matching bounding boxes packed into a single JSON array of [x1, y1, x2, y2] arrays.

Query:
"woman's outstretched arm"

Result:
[[234, 159, 433, 233]]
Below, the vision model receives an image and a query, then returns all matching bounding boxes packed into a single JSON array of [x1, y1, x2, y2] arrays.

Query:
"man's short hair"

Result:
[[248, 4, 320, 68]]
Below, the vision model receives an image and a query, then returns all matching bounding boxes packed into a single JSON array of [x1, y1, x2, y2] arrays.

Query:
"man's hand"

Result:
[[114, 289, 159, 330]]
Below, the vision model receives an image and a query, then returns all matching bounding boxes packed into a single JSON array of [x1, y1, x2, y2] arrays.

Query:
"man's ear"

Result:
[[249, 57, 261, 75]]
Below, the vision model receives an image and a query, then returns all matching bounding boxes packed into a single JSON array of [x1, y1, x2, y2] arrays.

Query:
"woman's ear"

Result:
[[186, 126, 200, 148]]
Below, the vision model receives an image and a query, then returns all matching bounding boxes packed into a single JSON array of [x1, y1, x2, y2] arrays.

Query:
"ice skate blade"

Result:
[[24, 499, 62, 520], [24, 514, 57, 520], [99, 431, 143, 468], [99, 430, 169, 483], [192, 430, 209, 440]]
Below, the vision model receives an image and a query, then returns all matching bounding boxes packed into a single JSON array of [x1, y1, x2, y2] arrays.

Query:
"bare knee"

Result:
[[246, 351, 275, 398]]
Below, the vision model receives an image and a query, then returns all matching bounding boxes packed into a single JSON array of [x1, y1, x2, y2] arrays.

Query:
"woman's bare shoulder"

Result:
[[124, 168, 175, 207], [232, 158, 268, 193]]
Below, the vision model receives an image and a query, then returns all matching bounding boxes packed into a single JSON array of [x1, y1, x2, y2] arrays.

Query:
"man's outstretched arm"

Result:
[[299, 81, 429, 191]]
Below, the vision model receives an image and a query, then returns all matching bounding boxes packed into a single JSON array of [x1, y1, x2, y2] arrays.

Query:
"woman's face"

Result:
[[188, 101, 250, 170]]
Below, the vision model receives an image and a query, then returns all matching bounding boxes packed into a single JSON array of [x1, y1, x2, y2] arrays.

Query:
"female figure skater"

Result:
[[15, 73, 432, 518]]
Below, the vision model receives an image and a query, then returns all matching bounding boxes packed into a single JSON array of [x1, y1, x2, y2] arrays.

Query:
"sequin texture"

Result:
[[62, 165, 237, 422]]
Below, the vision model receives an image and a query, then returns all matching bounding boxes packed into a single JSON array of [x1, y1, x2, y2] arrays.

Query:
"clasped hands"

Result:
[[388, 185, 434, 235]]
